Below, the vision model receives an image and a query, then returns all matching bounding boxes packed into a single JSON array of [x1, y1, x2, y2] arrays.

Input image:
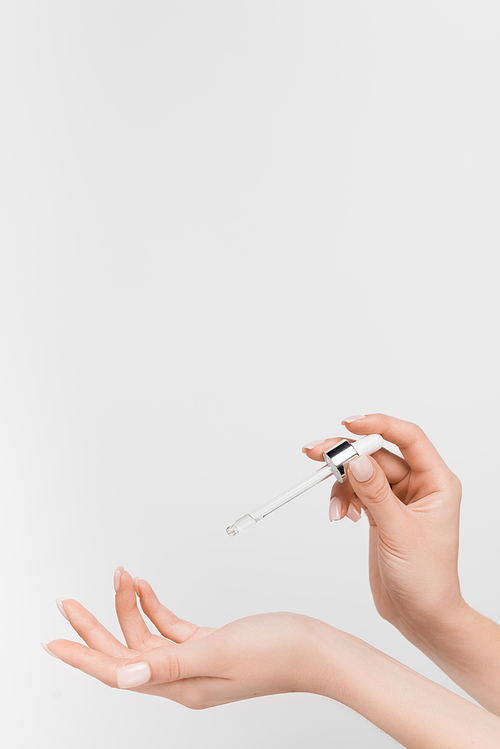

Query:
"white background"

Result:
[[1, 2, 499, 747]]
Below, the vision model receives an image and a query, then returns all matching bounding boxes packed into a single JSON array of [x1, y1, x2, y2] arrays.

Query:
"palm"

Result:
[[365, 464, 460, 623], [48, 572, 219, 696], [46, 573, 319, 709]]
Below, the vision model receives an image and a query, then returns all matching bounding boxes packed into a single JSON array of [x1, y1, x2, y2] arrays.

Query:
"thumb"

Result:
[[347, 454, 406, 530], [116, 639, 219, 689]]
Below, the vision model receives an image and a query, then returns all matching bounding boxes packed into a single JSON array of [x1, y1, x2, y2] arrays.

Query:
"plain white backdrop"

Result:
[[1, 1, 499, 747]]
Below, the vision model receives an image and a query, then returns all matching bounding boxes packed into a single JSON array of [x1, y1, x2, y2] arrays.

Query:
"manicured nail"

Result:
[[302, 439, 325, 452], [346, 503, 362, 522], [341, 415, 365, 424], [117, 662, 151, 689], [114, 566, 124, 593], [56, 598, 69, 621], [329, 496, 343, 521], [349, 455, 374, 482], [41, 641, 59, 659]]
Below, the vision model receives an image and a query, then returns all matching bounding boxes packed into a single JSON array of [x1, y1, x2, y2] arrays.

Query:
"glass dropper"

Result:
[[226, 434, 383, 536]]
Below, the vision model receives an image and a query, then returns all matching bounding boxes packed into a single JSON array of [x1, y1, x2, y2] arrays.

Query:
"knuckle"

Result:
[[372, 413, 393, 429], [447, 471, 462, 497], [404, 422, 425, 448], [80, 647, 94, 667], [140, 596, 159, 620], [149, 598, 162, 617], [84, 615, 100, 636], [139, 630, 153, 648], [369, 478, 391, 504], [162, 609, 178, 628], [374, 602, 392, 622], [123, 600, 138, 615], [166, 652, 182, 682], [151, 594, 166, 611]]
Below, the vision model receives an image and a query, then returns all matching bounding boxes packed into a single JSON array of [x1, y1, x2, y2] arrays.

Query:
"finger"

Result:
[[303, 437, 410, 486], [115, 568, 161, 650], [43, 639, 130, 688], [332, 484, 362, 523], [341, 414, 446, 473], [328, 481, 355, 521], [328, 480, 366, 523], [42, 639, 177, 697], [345, 501, 363, 523], [302, 438, 342, 461], [116, 638, 222, 689], [136, 578, 201, 643], [347, 455, 408, 532], [369, 449, 409, 486], [57, 599, 130, 658]]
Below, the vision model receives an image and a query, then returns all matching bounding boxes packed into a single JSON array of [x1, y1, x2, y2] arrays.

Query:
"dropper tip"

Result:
[[226, 524, 239, 537]]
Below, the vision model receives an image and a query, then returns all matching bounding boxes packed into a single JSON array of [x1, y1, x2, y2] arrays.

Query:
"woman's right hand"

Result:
[[304, 414, 500, 715], [303, 413, 465, 639]]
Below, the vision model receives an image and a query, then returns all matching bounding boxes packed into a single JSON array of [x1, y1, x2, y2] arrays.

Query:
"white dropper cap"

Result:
[[353, 434, 383, 456]]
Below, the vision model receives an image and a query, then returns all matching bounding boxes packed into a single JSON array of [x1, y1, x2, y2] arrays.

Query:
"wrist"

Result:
[[295, 618, 349, 697], [395, 595, 472, 653], [393, 601, 500, 715], [306, 618, 500, 748], [303, 619, 380, 703]]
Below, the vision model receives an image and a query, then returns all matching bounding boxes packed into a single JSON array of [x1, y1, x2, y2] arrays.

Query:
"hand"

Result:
[[303, 413, 465, 638], [42, 568, 333, 708]]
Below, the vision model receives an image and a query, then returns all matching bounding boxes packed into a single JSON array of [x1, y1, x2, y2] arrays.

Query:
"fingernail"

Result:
[[341, 415, 365, 424], [56, 598, 69, 621], [349, 455, 374, 482], [133, 576, 140, 594], [302, 439, 325, 452], [329, 496, 343, 521], [41, 641, 60, 659], [117, 662, 151, 689], [114, 566, 124, 593], [346, 503, 362, 522]]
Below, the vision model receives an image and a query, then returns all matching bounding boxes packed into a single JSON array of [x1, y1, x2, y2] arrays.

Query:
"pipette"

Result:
[[226, 434, 383, 536]]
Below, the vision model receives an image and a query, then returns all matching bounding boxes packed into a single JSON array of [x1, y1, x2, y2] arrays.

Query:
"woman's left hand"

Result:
[[43, 567, 500, 746], [42, 567, 335, 708]]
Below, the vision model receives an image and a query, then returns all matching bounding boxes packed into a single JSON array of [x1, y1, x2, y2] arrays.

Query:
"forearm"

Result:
[[397, 602, 500, 716], [310, 624, 500, 749]]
